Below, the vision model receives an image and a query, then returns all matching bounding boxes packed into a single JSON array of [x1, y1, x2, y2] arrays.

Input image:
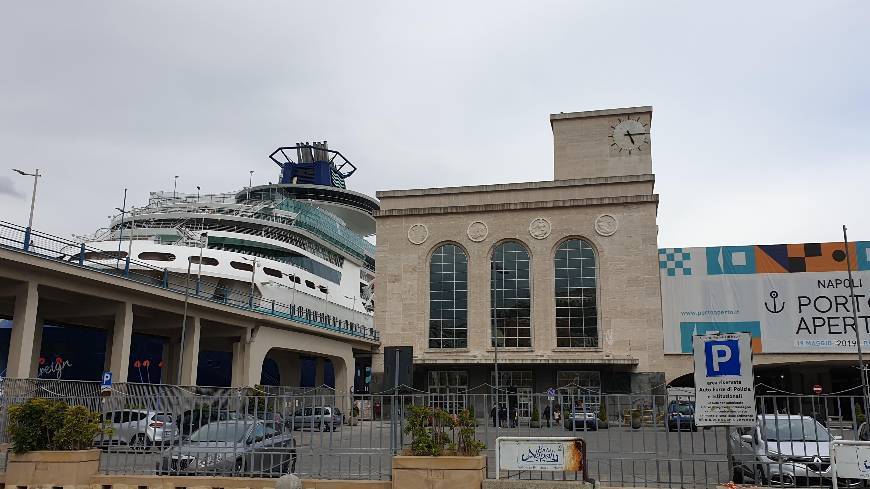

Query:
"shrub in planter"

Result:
[[7, 398, 104, 453], [404, 405, 484, 456], [530, 405, 541, 428]]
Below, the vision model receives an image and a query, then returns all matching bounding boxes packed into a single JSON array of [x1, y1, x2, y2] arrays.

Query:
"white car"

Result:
[[97, 409, 179, 448], [729, 414, 861, 488]]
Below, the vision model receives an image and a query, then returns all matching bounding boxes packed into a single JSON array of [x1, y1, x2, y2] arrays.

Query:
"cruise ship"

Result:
[[53, 142, 379, 386]]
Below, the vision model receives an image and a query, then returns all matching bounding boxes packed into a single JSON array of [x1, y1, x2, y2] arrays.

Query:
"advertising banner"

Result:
[[660, 241, 870, 354], [693, 332, 755, 426]]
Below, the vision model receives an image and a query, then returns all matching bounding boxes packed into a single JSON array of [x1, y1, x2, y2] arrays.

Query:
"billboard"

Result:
[[660, 241, 870, 354]]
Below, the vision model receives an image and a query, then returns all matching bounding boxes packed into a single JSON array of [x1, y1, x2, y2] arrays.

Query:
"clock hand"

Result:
[[625, 131, 635, 145], [625, 132, 649, 136]]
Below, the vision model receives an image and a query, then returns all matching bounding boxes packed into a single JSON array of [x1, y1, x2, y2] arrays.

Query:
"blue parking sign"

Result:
[[101, 371, 112, 395], [704, 339, 740, 376]]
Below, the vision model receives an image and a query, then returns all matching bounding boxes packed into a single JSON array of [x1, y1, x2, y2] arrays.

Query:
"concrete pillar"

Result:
[[333, 355, 356, 413], [179, 317, 201, 386], [231, 340, 249, 387], [271, 351, 301, 387], [161, 339, 181, 385], [108, 302, 134, 382], [315, 357, 325, 387], [28, 315, 45, 377], [7, 282, 39, 379]]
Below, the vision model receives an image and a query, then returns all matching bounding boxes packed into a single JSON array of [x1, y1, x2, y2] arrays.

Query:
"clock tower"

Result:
[[551, 106, 653, 181]]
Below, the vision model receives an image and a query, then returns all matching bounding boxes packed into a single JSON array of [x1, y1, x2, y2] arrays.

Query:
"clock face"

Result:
[[609, 118, 650, 155]]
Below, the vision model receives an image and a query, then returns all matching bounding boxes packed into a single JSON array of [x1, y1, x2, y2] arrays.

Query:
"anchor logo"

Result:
[[765, 291, 784, 314]]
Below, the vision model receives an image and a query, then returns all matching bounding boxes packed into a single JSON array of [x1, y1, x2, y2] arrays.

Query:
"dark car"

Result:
[[158, 419, 296, 476], [667, 400, 696, 431]]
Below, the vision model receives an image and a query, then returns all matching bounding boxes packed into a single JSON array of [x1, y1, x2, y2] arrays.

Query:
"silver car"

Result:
[[158, 420, 296, 476], [729, 414, 861, 488], [290, 406, 343, 431], [98, 409, 179, 448]]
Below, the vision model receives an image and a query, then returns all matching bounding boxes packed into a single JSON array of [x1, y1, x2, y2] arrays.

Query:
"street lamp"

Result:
[[241, 256, 259, 308], [247, 170, 254, 200], [115, 205, 136, 276], [195, 232, 208, 295], [12, 169, 41, 251], [492, 267, 510, 429], [344, 295, 358, 328]]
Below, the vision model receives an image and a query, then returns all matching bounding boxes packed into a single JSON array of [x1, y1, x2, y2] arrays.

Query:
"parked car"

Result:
[[158, 419, 296, 476], [666, 400, 696, 431], [563, 406, 598, 431], [728, 414, 861, 488], [290, 406, 343, 431], [97, 409, 179, 448]]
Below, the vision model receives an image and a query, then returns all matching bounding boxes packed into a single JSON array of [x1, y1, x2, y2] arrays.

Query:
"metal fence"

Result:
[[1, 378, 868, 487], [0, 220, 378, 341]]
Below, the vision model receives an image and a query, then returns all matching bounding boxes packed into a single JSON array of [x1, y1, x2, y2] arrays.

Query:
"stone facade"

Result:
[[372, 107, 665, 394]]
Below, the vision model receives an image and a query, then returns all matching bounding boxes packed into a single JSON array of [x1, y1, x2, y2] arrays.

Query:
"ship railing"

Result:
[[0, 220, 379, 343]]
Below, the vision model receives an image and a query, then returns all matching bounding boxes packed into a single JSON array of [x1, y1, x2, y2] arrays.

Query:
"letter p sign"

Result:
[[705, 340, 740, 377]]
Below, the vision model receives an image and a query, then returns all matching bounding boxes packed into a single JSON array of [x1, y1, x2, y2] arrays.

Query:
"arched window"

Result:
[[491, 241, 531, 348], [429, 244, 468, 349], [554, 239, 598, 347]]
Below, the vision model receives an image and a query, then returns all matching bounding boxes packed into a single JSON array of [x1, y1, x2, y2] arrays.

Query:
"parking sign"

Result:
[[693, 332, 755, 426], [100, 371, 112, 396]]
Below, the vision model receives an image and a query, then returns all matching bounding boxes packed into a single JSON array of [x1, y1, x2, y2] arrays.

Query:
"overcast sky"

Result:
[[1, 2, 867, 248]]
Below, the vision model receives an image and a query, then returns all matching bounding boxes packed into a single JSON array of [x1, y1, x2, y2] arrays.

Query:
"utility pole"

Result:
[[843, 225, 870, 406]]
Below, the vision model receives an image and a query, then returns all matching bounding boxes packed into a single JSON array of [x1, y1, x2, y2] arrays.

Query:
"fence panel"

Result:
[[0, 379, 867, 487]]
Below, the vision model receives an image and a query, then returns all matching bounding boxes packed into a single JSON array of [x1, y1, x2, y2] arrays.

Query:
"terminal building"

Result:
[[372, 106, 667, 409]]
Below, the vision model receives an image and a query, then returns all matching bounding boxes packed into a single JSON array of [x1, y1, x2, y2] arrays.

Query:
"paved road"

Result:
[[99, 421, 733, 485]]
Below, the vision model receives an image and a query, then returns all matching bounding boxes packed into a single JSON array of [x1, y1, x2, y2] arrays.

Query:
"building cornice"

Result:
[[376, 174, 654, 199], [374, 194, 658, 217]]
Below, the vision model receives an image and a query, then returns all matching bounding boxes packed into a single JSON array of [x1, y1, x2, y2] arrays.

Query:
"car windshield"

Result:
[[153, 413, 173, 423], [761, 418, 831, 442], [671, 404, 693, 415], [188, 422, 253, 443]]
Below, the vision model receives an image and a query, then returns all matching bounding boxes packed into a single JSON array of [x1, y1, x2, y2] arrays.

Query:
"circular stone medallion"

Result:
[[466, 221, 489, 242], [407, 224, 429, 245], [595, 214, 618, 237], [528, 217, 552, 240]]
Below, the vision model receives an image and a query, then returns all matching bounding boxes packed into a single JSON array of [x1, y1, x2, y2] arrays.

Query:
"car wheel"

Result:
[[130, 434, 149, 451]]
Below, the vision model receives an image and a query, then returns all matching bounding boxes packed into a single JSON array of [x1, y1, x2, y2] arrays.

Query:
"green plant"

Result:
[[403, 405, 484, 457], [857, 403, 866, 424], [598, 401, 608, 422], [7, 398, 104, 453], [531, 405, 540, 422]]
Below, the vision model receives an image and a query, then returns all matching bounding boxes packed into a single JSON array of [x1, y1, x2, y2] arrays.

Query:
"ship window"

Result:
[[230, 261, 254, 272], [305, 280, 315, 289], [138, 252, 176, 262], [263, 267, 282, 278], [81, 250, 128, 261], [318, 285, 329, 294], [293, 276, 301, 284], [189, 256, 219, 266]]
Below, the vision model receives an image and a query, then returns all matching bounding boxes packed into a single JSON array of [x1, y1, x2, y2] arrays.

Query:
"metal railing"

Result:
[[1, 378, 867, 486], [0, 221, 379, 342]]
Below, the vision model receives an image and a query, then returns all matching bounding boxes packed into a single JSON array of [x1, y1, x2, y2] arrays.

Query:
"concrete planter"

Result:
[[6, 449, 101, 487], [393, 455, 487, 489]]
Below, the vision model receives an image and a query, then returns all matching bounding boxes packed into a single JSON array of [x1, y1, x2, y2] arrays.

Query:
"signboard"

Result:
[[813, 384, 823, 395], [100, 371, 112, 396], [546, 387, 556, 401], [831, 441, 870, 481], [693, 332, 755, 426], [495, 437, 585, 477], [660, 242, 870, 354]]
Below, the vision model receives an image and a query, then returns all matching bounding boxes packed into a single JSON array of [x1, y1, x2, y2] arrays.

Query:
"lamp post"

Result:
[[195, 232, 208, 295], [247, 170, 254, 200], [344, 295, 358, 326], [115, 188, 127, 268], [492, 267, 510, 430], [242, 256, 258, 308], [115, 205, 136, 276], [11, 169, 41, 251], [177, 257, 193, 385], [196, 186, 200, 200]]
